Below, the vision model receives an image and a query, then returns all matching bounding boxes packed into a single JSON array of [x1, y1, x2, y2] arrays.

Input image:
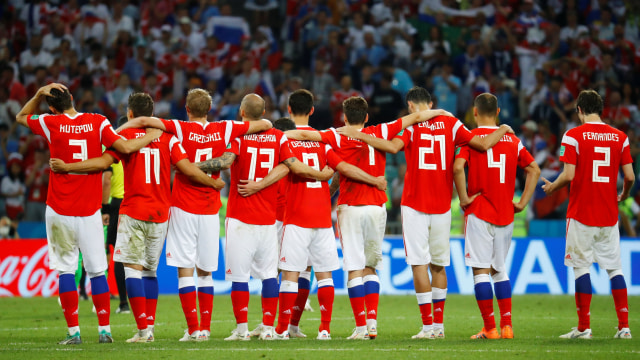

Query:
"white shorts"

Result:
[[166, 207, 220, 272], [276, 220, 283, 255], [113, 214, 168, 271], [45, 206, 107, 273], [402, 206, 451, 266], [565, 218, 621, 269], [464, 214, 513, 272], [225, 218, 278, 282], [279, 224, 340, 272], [337, 204, 386, 272]]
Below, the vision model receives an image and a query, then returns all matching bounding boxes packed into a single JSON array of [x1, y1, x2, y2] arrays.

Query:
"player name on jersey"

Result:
[[289, 140, 321, 148], [59, 124, 94, 133], [417, 121, 445, 130], [477, 134, 513, 142], [244, 133, 277, 142], [582, 132, 619, 141], [189, 132, 222, 143]]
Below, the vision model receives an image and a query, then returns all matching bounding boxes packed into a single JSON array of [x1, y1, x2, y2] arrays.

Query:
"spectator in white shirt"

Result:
[[19, 34, 54, 86]]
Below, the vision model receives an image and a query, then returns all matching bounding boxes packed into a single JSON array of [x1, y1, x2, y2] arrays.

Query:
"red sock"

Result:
[[59, 291, 79, 328], [146, 298, 157, 326], [477, 299, 496, 330], [497, 298, 512, 327], [575, 292, 592, 332], [276, 292, 297, 334], [198, 291, 214, 332], [179, 291, 199, 334], [231, 289, 249, 325], [349, 296, 367, 327], [262, 296, 278, 327], [91, 292, 111, 326], [317, 284, 335, 333], [612, 288, 629, 329], [129, 296, 148, 330], [365, 292, 379, 321], [433, 300, 445, 324], [419, 303, 433, 326], [289, 288, 309, 327]]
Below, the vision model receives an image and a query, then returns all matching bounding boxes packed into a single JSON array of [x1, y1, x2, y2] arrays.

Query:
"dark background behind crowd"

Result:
[[0, 0, 639, 237]]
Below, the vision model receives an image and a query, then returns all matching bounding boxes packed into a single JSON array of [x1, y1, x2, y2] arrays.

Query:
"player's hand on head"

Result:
[[375, 176, 387, 191], [49, 158, 68, 173], [237, 179, 262, 197], [319, 165, 334, 181], [336, 126, 361, 139], [39, 83, 68, 97]]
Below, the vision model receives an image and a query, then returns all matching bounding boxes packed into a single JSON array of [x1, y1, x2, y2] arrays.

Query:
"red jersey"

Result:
[[27, 113, 121, 216], [320, 119, 403, 206], [284, 125, 343, 228], [397, 115, 474, 214], [111, 130, 188, 223], [456, 127, 534, 226], [276, 178, 287, 222], [560, 123, 633, 227], [226, 128, 295, 225], [161, 119, 249, 215]]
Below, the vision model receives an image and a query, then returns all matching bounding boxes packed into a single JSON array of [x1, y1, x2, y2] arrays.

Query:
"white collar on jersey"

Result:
[[63, 112, 84, 119], [477, 125, 499, 129]]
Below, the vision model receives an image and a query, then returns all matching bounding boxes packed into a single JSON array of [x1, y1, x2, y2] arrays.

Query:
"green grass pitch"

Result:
[[1, 295, 638, 359]]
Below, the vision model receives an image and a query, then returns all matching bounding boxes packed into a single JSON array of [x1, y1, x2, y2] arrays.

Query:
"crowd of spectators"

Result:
[[0, 0, 639, 235]]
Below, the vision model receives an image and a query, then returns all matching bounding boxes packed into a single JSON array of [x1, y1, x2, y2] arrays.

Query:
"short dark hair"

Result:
[[46, 88, 73, 112], [273, 117, 296, 132], [474, 93, 498, 117], [576, 90, 603, 116], [128, 92, 154, 117], [343, 96, 368, 125], [406, 86, 432, 105], [288, 89, 314, 116], [117, 115, 128, 127]]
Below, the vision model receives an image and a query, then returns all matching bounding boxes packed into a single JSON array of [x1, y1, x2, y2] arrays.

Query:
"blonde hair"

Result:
[[186, 88, 212, 118]]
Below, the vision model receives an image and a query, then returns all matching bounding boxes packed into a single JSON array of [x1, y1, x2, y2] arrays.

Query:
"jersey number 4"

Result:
[[487, 148, 506, 184]]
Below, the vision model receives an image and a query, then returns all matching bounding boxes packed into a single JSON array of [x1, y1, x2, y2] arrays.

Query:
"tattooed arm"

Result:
[[196, 152, 237, 173]]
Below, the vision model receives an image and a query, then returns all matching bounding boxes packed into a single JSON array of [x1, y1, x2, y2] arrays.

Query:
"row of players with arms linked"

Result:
[[15, 82, 633, 344]]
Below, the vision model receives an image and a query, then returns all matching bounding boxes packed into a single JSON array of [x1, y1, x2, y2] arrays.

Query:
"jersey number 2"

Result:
[[593, 147, 610, 183]]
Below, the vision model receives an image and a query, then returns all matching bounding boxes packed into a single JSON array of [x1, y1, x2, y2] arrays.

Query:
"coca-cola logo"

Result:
[[0, 242, 59, 297]]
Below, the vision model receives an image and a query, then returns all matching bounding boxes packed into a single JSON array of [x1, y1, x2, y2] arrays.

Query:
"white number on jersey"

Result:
[[487, 148, 506, 184], [302, 153, 322, 188], [69, 139, 88, 161], [140, 148, 160, 184], [593, 147, 610, 183], [368, 145, 375, 166], [195, 148, 213, 177], [418, 134, 446, 170], [247, 147, 275, 181]]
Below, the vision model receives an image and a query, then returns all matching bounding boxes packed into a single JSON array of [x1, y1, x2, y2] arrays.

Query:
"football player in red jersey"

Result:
[[286, 96, 449, 339], [50, 93, 222, 343], [454, 93, 540, 340], [16, 84, 159, 344], [338, 87, 512, 339], [238, 90, 388, 340], [195, 93, 334, 341], [542, 90, 635, 340], [114, 88, 272, 341]]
